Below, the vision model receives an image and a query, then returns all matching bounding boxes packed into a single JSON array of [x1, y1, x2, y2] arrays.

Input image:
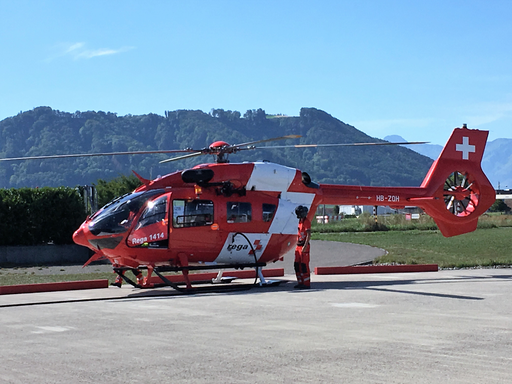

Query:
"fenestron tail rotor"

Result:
[[443, 171, 479, 217]]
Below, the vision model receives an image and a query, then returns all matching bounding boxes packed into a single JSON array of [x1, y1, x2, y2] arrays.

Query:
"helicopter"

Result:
[[0, 125, 496, 291]]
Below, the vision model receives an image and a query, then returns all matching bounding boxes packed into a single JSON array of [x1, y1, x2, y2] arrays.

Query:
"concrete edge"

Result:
[[314, 264, 439, 275], [0, 279, 109, 295]]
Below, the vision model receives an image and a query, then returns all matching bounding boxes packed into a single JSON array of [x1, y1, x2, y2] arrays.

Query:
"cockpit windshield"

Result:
[[88, 189, 164, 236]]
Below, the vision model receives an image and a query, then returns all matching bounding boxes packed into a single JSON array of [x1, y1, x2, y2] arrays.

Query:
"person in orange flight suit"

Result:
[[294, 205, 311, 289]]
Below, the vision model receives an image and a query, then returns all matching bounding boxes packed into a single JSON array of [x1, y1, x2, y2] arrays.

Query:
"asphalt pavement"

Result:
[[0, 265, 511, 383]]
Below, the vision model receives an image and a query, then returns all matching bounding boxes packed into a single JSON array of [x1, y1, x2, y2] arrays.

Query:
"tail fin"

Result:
[[415, 125, 495, 237]]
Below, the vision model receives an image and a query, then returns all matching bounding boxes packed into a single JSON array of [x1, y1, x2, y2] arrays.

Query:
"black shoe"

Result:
[[294, 284, 304, 289], [299, 285, 310, 289], [110, 282, 122, 288]]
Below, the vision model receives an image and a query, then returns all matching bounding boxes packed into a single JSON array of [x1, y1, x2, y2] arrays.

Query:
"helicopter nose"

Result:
[[72, 225, 89, 248]]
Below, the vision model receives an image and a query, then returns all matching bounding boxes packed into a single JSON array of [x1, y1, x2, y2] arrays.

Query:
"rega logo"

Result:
[[227, 244, 248, 252]]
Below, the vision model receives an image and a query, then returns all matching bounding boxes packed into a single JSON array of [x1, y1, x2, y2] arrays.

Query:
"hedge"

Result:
[[0, 187, 87, 246]]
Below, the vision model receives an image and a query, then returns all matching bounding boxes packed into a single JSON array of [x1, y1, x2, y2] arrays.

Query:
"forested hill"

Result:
[[0, 107, 433, 188]]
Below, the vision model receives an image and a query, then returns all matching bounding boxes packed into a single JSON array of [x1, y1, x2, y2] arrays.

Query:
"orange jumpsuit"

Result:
[[294, 217, 311, 288]]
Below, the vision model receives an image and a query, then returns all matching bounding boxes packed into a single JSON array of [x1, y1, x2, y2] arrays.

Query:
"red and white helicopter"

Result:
[[1, 124, 497, 291]]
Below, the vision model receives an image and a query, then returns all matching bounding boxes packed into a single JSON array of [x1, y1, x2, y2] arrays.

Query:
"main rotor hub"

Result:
[[206, 141, 235, 163], [209, 141, 230, 152]]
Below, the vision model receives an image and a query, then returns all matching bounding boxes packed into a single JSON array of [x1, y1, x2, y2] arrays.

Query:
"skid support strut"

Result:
[[255, 266, 282, 287], [256, 267, 267, 286]]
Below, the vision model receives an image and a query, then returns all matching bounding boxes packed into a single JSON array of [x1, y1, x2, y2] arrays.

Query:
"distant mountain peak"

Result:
[[384, 135, 406, 143], [385, 134, 442, 160], [385, 134, 511, 190]]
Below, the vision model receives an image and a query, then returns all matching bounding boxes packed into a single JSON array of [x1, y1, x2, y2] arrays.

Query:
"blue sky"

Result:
[[1, 0, 511, 145]]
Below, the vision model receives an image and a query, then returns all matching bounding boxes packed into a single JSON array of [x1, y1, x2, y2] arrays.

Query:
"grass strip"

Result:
[[313, 227, 512, 269]]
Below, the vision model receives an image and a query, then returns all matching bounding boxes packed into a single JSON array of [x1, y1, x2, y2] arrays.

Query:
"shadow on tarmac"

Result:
[[3, 272, 511, 308]]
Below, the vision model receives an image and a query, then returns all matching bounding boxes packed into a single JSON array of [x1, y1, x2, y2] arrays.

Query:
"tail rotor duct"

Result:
[[443, 171, 479, 217]]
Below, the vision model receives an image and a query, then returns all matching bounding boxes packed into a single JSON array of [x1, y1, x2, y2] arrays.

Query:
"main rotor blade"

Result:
[[232, 134, 302, 148], [253, 141, 428, 149], [159, 151, 204, 163], [0, 149, 196, 162]]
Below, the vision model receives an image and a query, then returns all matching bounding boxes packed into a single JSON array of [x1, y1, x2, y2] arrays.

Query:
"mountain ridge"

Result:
[[1, 107, 433, 188]]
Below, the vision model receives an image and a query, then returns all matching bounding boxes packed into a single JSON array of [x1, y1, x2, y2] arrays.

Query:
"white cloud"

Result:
[[73, 46, 134, 59], [49, 42, 134, 61], [65, 42, 86, 54], [463, 100, 512, 128]]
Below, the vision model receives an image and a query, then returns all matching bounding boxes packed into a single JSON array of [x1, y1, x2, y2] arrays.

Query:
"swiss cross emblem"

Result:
[[456, 136, 475, 160], [249, 240, 263, 255]]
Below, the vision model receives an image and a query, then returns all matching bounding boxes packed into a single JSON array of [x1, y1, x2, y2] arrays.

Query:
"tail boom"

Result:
[[317, 126, 496, 237]]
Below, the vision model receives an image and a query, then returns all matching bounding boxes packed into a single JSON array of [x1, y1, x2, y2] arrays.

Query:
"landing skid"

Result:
[[255, 267, 284, 287], [113, 263, 284, 294], [256, 280, 283, 287]]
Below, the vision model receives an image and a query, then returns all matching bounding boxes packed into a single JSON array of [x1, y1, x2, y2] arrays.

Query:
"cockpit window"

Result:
[[173, 199, 213, 228], [88, 189, 164, 236], [135, 195, 168, 230]]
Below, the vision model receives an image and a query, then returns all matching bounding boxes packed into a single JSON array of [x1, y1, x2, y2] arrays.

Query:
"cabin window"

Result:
[[135, 195, 168, 230], [227, 202, 252, 223], [173, 199, 214, 228], [262, 203, 277, 222]]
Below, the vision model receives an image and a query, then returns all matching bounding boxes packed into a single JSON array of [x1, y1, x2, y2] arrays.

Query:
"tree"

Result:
[[94, 174, 143, 208], [489, 199, 511, 213]]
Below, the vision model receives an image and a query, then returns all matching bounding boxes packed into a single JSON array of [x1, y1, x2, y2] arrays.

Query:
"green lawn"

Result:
[[313, 227, 512, 268]]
